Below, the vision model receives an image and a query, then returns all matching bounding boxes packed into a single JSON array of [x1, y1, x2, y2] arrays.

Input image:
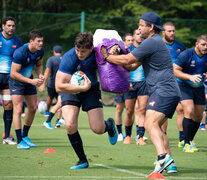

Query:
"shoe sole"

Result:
[[70, 162, 89, 169]]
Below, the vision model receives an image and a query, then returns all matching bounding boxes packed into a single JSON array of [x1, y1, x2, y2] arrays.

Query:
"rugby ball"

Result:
[[70, 71, 85, 86], [38, 101, 47, 114]]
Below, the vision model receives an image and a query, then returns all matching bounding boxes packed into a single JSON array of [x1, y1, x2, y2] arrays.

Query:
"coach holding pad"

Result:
[[101, 12, 181, 174]]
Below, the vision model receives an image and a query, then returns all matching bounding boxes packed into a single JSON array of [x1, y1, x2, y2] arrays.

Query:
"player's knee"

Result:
[[3, 101, 13, 110]]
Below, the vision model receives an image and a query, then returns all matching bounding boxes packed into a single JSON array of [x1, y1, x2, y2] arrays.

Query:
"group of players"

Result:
[[1, 11, 207, 174]]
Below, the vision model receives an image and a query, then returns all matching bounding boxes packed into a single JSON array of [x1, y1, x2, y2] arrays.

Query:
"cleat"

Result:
[[3, 137, 17, 145], [22, 136, 36, 147], [152, 154, 174, 173], [190, 141, 198, 152], [107, 118, 118, 145], [59, 118, 65, 126], [135, 134, 148, 141], [2, 132, 14, 141], [199, 124, 206, 130], [21, 113, 25, 117], [17, 141, 30, 149], [44, 111, 50, 117], [136, 137, 147, 145], [166, 162, 178, 173], [178, 140, 185, 148], [123, 136, 131, 144], [117, 133, 123, 141], [55, 120, 61, 128], [43, 121, 53, 130], [70, 160, 89, 169], [183, 143, 194, 153]]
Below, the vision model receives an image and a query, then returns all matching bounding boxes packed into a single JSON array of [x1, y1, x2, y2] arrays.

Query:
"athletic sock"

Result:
[[158, 153, 167, 161], [3, 109, 13, 138], [138, 126, 145, 138], [46, 112, 55, 123], [190, 121, 200, 141], [22, 125, 31, 138], [125, 125, 132, 137], [15, 129, 22, 144], [136, 125, 139, 135], [183, 117, 194, 144], [68, 131, 87, 162], [179, 131, 185, 142], [116, 124, 122, 134]]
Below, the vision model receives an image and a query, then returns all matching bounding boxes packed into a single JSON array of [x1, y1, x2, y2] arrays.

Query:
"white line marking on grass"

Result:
[[93, 163, 207, 180], [94, 163, 147, 177]]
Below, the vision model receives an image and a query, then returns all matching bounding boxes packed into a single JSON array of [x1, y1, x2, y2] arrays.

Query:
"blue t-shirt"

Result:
[[175, 48, 207, 87], [59, 47, 98, 86], [13, 43, 44, 78], [131, 34, 180, 97], [0, 32, 22, 73], [46, 55, 62, 89], [128, 44, 145, 82], [166, 40, 185, 63]]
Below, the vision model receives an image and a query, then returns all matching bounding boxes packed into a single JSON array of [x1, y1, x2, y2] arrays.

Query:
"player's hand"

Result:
[[129, 83, 134, 90], [38, 84, 45, 91], [109, 45, 120, 55], [189, 74, 202, 84], [203, 72, 207, 80], [100, 46, 107, 58], [32, 78, 44, 87], [82, 74, 91, 92]]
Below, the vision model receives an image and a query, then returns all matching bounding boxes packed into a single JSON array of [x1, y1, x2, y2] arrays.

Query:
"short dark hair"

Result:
[[29, 29, 43, 41], [145, 21, 161, 34], [3, 16, 16, 25], [163, 21, 175, 27], [197, 34, 207, 43], [123, 33, 132, 41], [75, 32, 93, 49]]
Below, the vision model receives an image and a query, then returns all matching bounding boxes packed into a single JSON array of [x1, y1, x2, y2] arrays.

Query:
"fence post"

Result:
[[80, 11, 85, 32]]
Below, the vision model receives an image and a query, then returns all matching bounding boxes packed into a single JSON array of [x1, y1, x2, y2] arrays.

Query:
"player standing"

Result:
[[10, 30, 44, 149], [0, 16, 22, 145]]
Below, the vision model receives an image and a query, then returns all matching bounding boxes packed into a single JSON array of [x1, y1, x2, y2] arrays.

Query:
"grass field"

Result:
[[0, 106, 207, 180]]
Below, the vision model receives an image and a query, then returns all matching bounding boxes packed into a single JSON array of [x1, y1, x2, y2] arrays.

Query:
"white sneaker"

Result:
[[117, 133, 123, 141], [3, 137, 17, 145], [135, 135, 148, 141], [59, 118, 65, 126]]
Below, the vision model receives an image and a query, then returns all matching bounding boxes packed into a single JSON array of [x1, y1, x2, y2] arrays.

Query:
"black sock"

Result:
[[179, 131, 184, 142], [190, 121, 200, 141], [3, 109, 13, 138], [15, 129, 22, 144], [116, 124, 122, 134], [158, 153, 167, 161], [46, 112, 55, 123], [183, 117, 194, 144], [68, 131, 87, 162], [125, 125, 132, 136], [136, 125, 139, 135], [138, 127, 145, 138], [22, 125, 31, 138]]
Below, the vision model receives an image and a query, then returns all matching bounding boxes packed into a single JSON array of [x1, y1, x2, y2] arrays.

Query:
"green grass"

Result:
[[0, 106, 207, 180]]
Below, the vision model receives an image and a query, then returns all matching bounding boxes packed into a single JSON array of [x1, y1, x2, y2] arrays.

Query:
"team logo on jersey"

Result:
[[149, 100, 156, 107], [12, 45, 17, 48], [177, 49, 181, 52], [27, 58, 30, 63], [190, 60, 195, 67]]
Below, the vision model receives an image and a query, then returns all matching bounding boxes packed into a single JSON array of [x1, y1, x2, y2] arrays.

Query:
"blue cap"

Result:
[[53, 45, 62, 53], [140, 12, 165, 31]]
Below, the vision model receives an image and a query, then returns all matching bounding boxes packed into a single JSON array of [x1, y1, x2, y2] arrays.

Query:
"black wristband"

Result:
[[104, 54, 109, 61]]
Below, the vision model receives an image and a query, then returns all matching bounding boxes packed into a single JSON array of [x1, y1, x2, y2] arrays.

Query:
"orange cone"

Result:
[[147, 172, 165, 179], [44, 148, 56, 153]]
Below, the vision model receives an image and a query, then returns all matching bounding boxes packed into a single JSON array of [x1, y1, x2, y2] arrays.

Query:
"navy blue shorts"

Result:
[[47, 86, 58, 99], [60, 83, 103, 112], [124, 81, 148, 100], [9, 77, 37, 95], [0, 73, 10, 90], [178, 82, 205, 105], [114, 94, 125, 103], [147, 90, 180, 119]]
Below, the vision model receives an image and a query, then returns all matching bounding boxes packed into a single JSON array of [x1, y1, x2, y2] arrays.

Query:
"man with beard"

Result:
[[174, 34, 207, 153], [162, 22, 186, 155], [0, 17, 22, 145]]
